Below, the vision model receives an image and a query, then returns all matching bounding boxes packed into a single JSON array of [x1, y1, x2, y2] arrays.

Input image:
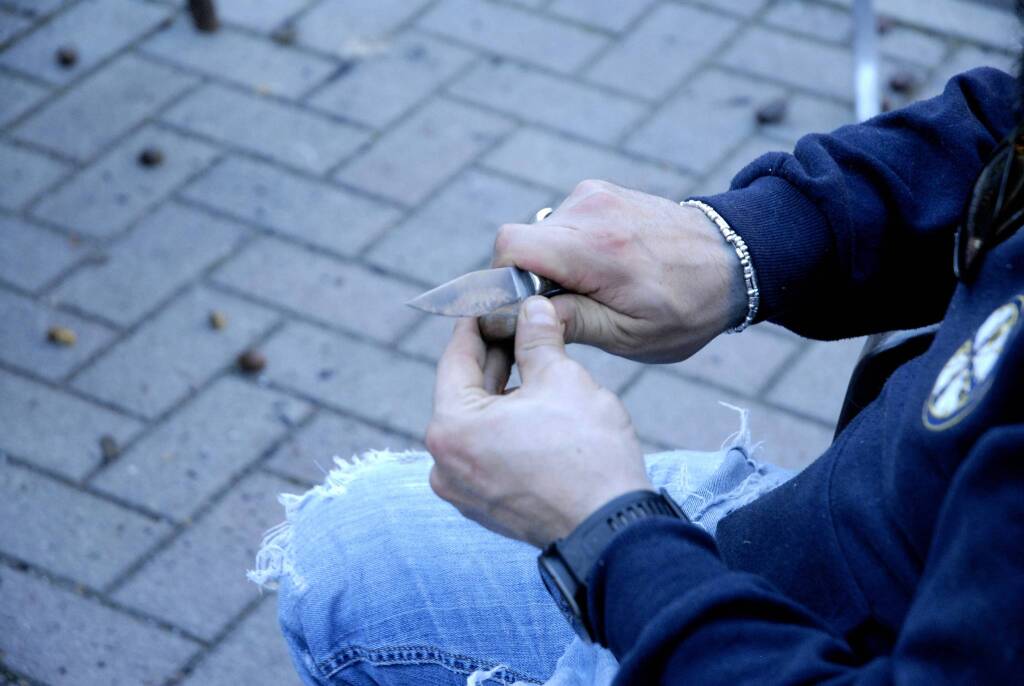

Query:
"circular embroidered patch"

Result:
[[923, 295, 1022, 431]]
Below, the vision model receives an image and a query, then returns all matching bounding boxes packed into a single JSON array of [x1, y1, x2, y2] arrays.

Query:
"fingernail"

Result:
[[525, 297, 556, 326]]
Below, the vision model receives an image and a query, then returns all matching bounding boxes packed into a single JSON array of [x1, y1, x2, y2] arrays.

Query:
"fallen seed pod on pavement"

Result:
[[138, 147, 164, 167], [238, 349, 267, 373], [55, 46, 78, 68], [755, 97, 788, 125], [47, 326, 76, 346], [99, 435, 120, 462]]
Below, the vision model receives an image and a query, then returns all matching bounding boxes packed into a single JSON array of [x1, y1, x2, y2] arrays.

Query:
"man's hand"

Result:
[[427, 296, 653, 548], [486, 180, 747, 363]]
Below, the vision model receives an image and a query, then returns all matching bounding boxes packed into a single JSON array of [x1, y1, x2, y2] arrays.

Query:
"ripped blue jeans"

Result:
[[249, 424, 793, 685]]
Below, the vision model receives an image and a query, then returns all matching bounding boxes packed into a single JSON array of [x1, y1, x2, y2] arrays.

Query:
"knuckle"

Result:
[[424, 422, 449, 457], [574, 188, 620, 214], [572, 179, 609, 196], [493, 223, 519, 257], [428, 466, 451, 500]]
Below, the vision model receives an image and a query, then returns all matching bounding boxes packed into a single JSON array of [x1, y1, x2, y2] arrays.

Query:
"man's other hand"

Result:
[[486, 180, 746, 363], [427, 297, 653, 548]]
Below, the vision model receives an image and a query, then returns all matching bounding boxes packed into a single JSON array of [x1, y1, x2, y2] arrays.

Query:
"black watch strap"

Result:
[[538, 488, 688, 642]]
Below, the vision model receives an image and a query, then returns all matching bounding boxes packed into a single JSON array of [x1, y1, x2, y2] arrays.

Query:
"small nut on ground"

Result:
[[237, 349, 266, 373], [55, 46, 78, 68], [755, 97, 788, 125], [99, 435, 120, 462], [888, 69, 918, 95], [270, 24, 296, 45], [208, 310, 227, 330], [138, 147, 164, 167], [47, 326, 77, 346]]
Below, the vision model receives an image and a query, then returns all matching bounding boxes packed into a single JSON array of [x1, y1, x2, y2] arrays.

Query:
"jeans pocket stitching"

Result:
[[320, 644, 541, 684]]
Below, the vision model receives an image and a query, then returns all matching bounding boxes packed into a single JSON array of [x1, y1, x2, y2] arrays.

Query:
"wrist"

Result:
[[682, 199, 759, 334], [538, 488, 689, 643]]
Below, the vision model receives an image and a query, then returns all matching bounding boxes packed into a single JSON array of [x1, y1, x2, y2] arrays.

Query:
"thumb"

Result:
[[515, 296, 568, 383]]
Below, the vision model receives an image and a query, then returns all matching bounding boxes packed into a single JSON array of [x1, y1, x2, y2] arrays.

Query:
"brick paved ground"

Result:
[[0, 0, 1016, 683]]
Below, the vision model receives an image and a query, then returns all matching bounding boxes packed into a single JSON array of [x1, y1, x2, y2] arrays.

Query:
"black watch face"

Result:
[[538, 556, 592, 643]]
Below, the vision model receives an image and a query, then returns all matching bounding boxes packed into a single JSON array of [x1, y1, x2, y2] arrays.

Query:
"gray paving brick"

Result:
[[760, 94, 853, 146], [763, 0, 851, 43], [666, 326, 800, 395], [0, 139, 69, 211], [215, 0, 309, 32], [336, 98, 512, 205], [693, 0, 768, 17], [308, 33, 474, 129], [398, 313, 457, 361], [31, 125, 218, 238], [0, 214, 81, 291], [52, 203, 244, 326], [183, 597, 302, 686], [213, 236, 421, 343], [767, 337, 866, 425], [0, 565, 198, 686], [873, 0, 1017, 51], [112, 471, 298, 640], [262, 321, 435, 436], [0, 9, 31, 46], [141, 20, 335, 99], [11, 54, 197, 161], [418, 0, 608, 73], [163, 84, 369, 174], [0, 370, 142, 480], [484, 127, 691, 197], [879, 26, 949, 70], [448, 60, 647, 144], [0, 0, 69, 17], [71, 287, 279, 419], [0, 466, 170, 588], [623, 369, 833, 469], [625, 69, 785, 175], [547, 0, 657, 32], [0, 0, 171, 85], [585, 4, 738, 100], [296, 0, 433, 57], [718, 26, 853, 100], [0, 289, 115, 381], [365, 169, 550, 284], [93, 378, 308, 522], [688, 134, 790, 197], [266, 411, 419, 484], [182, 156, 401, 256], [0, 71, 50, 127]]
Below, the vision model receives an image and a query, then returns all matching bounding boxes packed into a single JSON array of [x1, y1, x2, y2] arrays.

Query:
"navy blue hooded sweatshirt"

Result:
[[587, 67, 1024, 684]]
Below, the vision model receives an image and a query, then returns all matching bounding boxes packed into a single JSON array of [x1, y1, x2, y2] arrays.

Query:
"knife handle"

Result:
[[479, 208, 563, 343], [480, 272, 565, 342]]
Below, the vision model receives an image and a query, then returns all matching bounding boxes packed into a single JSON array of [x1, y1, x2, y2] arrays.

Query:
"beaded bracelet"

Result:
[[680, 199, 760, 334]]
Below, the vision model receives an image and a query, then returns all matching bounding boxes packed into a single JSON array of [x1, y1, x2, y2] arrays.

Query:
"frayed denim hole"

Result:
[[247, 449, 431, 592], [320, 645, 539, 685]]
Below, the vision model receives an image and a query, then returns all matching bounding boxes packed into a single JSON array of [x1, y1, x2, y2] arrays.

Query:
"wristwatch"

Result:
[[537, 488, 688, 643]]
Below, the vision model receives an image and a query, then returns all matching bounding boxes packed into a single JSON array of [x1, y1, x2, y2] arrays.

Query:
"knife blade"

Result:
[[406, 266, 563, 317]]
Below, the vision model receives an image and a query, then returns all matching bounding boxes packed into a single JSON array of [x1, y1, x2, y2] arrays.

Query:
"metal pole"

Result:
[[853, 0, 880, 121]]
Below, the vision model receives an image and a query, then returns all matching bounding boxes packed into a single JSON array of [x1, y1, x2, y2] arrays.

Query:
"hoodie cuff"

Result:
[[695, 175, 834, 322], [586, 518, 726, 657]]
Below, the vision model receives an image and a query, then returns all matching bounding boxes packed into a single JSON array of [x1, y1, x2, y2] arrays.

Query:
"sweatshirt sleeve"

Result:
[[696, 67, 1018, 339], [587, 424, 1024, 685]]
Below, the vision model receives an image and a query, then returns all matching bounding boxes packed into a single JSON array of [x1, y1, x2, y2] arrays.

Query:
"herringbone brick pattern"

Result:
[[0, 0, 1015, 683]]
